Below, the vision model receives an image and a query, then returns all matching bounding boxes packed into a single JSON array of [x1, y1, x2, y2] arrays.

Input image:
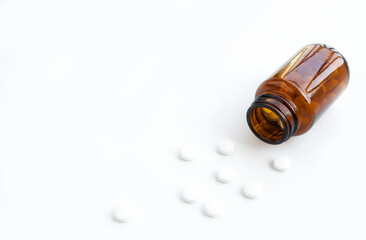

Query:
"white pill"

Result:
[[273, 156, 292, 172], [181, 187, 199, 204], [178, 146, 196, 161], [113, 203, 134, 223], [217, 140, 235, 155], [216, 166, 236, 183], [203, 201, 224, 218], [242, 181, 262, 199]]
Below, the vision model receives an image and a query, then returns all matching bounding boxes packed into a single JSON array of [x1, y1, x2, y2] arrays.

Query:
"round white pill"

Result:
[[216, 166, 236, 183], [217, 140, 235, 155], [203, 201, 224, 218], [113, 203, 134, 223], [242, 181, 262, 199], [273, 156, 292, 172], [178, 146, 196, 161], [181, 187, 199, 204]]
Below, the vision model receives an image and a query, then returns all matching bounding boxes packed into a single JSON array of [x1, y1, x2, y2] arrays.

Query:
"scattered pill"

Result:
[[181, 187, 199, 204], [113, 203, 134, 223], [178, 146, 197, 161], [242, 181, 262, 199], [273, 156, 291, 172], [203, 201, 224, 218], [216, 166, 236, 183], [217, 140, 235, 155]]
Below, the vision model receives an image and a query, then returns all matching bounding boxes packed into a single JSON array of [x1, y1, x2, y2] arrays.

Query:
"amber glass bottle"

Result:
[[247, 44, 349, 144]]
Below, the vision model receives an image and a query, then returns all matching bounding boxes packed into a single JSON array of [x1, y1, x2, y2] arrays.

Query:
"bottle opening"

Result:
[[249, 107, 285, 141], [247, 94, 298, 144]]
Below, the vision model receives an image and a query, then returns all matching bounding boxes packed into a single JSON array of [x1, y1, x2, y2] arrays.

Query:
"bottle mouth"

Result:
[[246, 94, 298, 144], [249, 106, 285, 141]]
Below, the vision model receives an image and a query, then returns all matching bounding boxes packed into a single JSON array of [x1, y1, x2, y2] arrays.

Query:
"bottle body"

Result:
[[247, 44, 349, 144]]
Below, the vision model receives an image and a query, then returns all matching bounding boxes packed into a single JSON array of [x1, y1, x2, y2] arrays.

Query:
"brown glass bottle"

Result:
[[247, 44, 349, 144]]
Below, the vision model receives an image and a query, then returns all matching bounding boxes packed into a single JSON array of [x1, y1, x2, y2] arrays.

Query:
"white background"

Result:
[[0, 0, 365, 239]]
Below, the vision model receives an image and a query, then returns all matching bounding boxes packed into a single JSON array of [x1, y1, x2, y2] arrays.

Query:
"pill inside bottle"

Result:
[[249, 107, 285, 141]]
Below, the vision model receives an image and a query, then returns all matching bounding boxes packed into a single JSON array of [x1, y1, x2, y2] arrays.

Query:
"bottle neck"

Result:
[[246, 93, 299, 144]]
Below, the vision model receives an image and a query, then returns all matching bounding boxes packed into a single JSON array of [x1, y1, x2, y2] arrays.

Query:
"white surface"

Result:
[[273, 156, 292, 172], [242, 181, 263, 199], [216, 166, 236, 183], [217, 139, 236, 155], [0, 0, 366, 239], [180, 187, 199, 203]]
